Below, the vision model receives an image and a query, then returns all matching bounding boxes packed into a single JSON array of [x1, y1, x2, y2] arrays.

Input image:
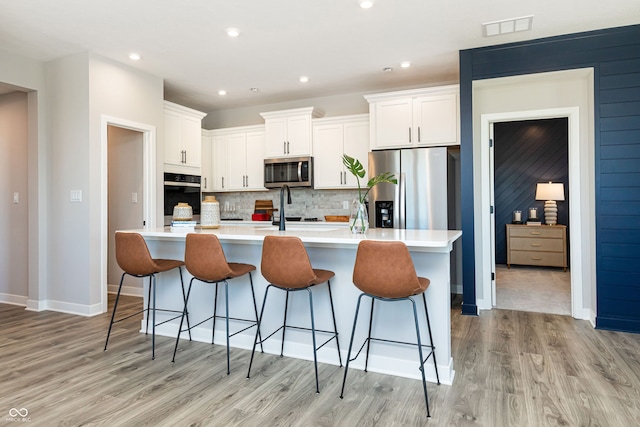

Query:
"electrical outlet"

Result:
[[343, 201, 349, 209], [13, 192, 19, 204]]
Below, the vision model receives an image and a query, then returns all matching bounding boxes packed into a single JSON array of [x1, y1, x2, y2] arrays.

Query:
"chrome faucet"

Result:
[[279, 184, 292, 231]]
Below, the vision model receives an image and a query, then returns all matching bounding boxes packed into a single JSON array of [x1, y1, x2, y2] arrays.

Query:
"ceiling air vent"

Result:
[[482, 15, 533, 37]]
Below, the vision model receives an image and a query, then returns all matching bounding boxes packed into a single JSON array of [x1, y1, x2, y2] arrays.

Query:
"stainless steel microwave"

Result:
[[264, 156, 313, 188]]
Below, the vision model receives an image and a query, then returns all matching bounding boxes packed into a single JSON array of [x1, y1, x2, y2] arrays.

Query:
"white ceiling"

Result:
[[1, 0, 638, 112]]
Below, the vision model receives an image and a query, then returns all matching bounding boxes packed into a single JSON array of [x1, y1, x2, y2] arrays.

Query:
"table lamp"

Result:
[[535, 182, 565, 225]]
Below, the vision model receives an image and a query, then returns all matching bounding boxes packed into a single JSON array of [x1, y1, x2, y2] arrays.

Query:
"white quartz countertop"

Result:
[[130, 225, 462, 253]]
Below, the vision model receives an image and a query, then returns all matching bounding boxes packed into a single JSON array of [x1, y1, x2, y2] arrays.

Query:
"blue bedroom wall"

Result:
[[459, 24, 640, 332]]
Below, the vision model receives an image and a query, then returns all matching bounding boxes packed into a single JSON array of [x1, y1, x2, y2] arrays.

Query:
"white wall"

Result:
[[472, 69, 596, 318], [0, 91, 29, 304]]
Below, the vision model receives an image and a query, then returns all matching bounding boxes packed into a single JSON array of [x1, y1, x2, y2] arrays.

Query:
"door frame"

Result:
[[100, 115, 156, 313], [480, 107, 585, 319]]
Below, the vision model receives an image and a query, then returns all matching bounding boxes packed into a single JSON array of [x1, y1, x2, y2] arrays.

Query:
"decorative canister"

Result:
[[201, 196, 221, 229], [173, 202, 193, 221]]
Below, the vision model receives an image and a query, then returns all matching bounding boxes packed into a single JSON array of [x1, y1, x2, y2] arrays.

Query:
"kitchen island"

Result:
[[131, 225, 461, 384]]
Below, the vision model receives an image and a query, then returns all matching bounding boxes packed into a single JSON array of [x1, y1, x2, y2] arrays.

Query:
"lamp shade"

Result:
[[535, 182, 565, 201]]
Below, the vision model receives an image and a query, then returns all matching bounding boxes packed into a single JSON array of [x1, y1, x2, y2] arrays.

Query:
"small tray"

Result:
[[325, 215, 349, 222]]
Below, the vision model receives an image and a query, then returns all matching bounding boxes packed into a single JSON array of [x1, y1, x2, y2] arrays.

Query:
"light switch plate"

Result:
[[132, 192, 138, 203], [70, 190, 82, 202], [343, 200, 349, 209], [13, 192, 19, 204]]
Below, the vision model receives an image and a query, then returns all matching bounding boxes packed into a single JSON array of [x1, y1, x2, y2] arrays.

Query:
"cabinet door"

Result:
[[286, 115, 312, 156], [164, 109, 183, 166], [245, 131, 265, 190], [313, 123, 344, 189], [211, 135, 227, 191], [372, 98, 412, 148], [181, 115, 202, 168], [264, 117, 288, 158], [343, 120, 370, 188], [201, 133, 213, 191], [226, 133, 247, 190], [413, 94, 458, 146]]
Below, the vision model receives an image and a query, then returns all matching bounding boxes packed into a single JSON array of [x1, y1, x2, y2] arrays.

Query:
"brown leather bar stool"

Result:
[[339, 240, 439, 417], [247, 235, 342, 393], [172, 233, 263, 375], [104, 232, 191, 360]]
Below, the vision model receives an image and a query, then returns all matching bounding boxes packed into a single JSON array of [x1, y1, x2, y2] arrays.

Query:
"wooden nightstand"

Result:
[[506, 224, 567, 271]]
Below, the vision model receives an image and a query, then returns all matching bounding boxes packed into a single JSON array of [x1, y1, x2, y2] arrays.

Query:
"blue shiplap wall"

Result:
[[459, 24, 640, 332]]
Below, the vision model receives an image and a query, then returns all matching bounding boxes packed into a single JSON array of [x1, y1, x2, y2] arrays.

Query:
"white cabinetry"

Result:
[[164, 101, 207, 174], [201, 130, 214, 191], [261, 107, 323, 158], [210, 125, 266, 192], [364, 85, 459, 149], [313, 115, 370, 189]]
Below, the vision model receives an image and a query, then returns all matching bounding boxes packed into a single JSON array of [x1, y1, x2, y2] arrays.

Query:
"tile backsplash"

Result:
[[204, 188, 360, 221]]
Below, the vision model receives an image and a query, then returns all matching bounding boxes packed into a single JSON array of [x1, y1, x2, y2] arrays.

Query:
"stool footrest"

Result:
[[177, 314, 258, 336], [256, 324, 338, 351], [347, 336, 435, 364]]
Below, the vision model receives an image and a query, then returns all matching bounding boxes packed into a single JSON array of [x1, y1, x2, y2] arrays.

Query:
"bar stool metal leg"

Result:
[[340, 293, 365, 399], [326, 280, 343, 367], [422, 293, 439, 385], [177, 267, 192, 341], [225, 280, 231, 374], [280, 290, 290, 357], [104, 272, 126, 351], [307, 288, 320, 393], [411, 297, 431, 417], [172, 277, 195, 362], [364, 298, 375, 372], [247, 285, 272, 379], [151, 274, 157, 360], [249, 274, 264, 353], [145, 275, 152, 335]]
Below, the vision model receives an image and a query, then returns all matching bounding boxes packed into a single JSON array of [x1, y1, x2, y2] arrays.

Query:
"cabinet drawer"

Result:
[[509, 237, 564, 252], [509, 251, 565, 267], [509, 226, 563, 239]]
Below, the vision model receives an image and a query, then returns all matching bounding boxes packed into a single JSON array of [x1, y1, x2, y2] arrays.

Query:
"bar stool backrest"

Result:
[[115, 232, 159, 276], [261, 235, 317, 288], [185, 234, 233, 282], [353, 240, 422, 298]]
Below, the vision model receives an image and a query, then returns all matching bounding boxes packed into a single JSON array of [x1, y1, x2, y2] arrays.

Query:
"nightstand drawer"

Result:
[[509, 237, 564, 252], [508, 226, 564, 239], [509, 251, 566, 268]]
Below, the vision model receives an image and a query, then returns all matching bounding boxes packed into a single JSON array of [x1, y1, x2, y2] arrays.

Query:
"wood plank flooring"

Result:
[[1, 295, 640, 426]]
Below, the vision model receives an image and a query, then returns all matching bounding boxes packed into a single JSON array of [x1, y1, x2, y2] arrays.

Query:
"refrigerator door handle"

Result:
[[399, 172, 406, 229]]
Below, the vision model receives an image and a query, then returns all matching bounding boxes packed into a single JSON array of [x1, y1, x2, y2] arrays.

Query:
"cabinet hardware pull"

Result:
[[283, 141, 286, 154], [418, 126, 421, 142], [204, 177, 207, 188], [530, 231, 541, 235], [246, 175, 249, 187], [340, 171, 343, 184], [409, 127, 411, 143], [184, 150, 187, 164], [531, 243, 542, 247], [222, 177, 224, 188], [287, 141, 290, 154], [531, 257, 542, 260]]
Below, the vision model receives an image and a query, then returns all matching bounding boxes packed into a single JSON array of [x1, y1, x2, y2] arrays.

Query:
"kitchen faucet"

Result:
[[279, 184, 292, 231]]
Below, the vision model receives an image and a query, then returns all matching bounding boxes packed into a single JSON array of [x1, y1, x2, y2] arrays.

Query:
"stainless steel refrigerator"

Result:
[[368, 147, 460, 231]]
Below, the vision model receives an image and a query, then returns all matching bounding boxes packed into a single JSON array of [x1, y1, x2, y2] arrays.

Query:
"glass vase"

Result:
[[350, 199, 369, 234]]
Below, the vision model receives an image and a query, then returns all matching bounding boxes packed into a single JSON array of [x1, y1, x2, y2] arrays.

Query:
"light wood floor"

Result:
[[1, 295, 640, 426]]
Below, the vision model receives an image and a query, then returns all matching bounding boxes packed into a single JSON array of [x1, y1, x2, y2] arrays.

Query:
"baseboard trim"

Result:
[[0, 293, 28, 307], [461, 302, 479, 316], [108, 284, 144, 297]]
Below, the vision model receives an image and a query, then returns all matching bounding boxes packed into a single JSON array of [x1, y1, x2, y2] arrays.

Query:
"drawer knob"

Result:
[[530, 231, 541, 235], [531, 257, 542, 260], [531, 243, 542, 247]]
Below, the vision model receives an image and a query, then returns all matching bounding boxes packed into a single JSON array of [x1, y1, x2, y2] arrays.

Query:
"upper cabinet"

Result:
[[313, 114, 370, 189], [164, 101, 207, 174], [261, 107, 323, 158], [364, 85, 459, 149], [207, 125, 266, 192]]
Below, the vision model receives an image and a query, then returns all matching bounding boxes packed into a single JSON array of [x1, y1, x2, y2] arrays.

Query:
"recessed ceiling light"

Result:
[[383, 67, 394, 72], [129, 52, 141, 61], [400, 61, 411, 68], [226, 28, 239, 38], [299, 76, 309, 83], [218, 90, 227, 96], [250, 87, 259, 92], [359, 0, 374, 9]]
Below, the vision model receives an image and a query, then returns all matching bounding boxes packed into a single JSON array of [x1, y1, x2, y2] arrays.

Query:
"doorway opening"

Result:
[[100, 115, 157, 314], [492, 118, 570, 315]]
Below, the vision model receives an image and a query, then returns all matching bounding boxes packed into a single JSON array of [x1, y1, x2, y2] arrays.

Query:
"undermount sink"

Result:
[[255, 226, 339, 232]]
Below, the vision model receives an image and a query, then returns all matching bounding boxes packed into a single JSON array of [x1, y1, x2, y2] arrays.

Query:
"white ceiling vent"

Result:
[[483, 15, 533, 37]]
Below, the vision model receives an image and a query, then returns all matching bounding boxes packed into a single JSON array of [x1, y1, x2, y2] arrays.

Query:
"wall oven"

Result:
[[163, 172, 201, 219], [264, 156, 313, 188]]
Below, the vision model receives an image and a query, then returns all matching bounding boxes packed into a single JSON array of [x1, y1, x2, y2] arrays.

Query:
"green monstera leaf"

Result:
[[342, 154, 397, 203]]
